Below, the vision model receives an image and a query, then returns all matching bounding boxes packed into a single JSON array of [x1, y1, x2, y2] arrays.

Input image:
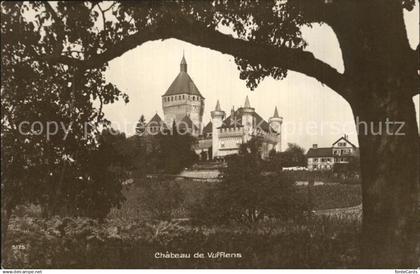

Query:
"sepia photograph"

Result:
[[1, 0, 419, 272]]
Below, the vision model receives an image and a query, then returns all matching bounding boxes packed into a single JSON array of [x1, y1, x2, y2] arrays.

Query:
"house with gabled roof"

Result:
[[306, 135, 359, 170]]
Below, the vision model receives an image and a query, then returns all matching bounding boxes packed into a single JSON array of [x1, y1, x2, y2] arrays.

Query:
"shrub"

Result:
[[191, 139, 309, 226], [3, 215, 361, 268]]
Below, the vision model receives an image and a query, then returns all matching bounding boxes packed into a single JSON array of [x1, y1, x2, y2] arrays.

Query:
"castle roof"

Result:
[[178, 115, 199, 132], [273, 106, 280, 118], [307, 147, 333, 158], [215, 100, 221, 111], [146, 113, 162, 125], [202, 121, 212, 134], [219, 107, 272, 132], [163, 55, 204, 98], [244, 95, 251, 108]]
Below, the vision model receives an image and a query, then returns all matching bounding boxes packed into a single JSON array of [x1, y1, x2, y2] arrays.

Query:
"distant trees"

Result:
[[124, 122, 199, 175], [280, 143, 306, 167], [135, 115, 146, 136], [192, 138, 308, 225], [147, 124, 198, 174], [266, 143, 306, 171]]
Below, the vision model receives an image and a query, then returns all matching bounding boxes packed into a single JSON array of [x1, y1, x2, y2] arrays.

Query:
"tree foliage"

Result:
[[1, 2, 129, 219], [193, 139, 308, 226], [151, 126, 198, 174], [135, 115, 146, 136]]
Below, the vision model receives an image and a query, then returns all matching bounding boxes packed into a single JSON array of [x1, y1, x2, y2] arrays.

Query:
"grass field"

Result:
[[5, 175, 363, 268], [109, 177, 362, 220]]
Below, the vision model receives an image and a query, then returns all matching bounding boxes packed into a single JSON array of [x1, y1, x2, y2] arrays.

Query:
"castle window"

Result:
[[182, 95, 185, 99]]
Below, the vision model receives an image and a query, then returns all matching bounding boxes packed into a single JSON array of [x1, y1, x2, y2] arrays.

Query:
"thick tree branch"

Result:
[[43, 2, 65, 54], [41, 21, 350, 99]]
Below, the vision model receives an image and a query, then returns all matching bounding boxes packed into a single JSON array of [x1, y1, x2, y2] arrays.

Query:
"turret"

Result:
[[241, 96, 255, 142], [268, 106, 283, 152], [180, 52, 187, 72], [211, 100, 225, 159]]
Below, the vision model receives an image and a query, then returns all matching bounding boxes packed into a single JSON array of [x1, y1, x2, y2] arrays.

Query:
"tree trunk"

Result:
[[351, 92, 419, 268], [1, 203, 12, 267], [325, 1, 419, 267]]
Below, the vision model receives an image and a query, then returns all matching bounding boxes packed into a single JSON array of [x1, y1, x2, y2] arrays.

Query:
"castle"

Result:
[[142, 54, 283, 160]]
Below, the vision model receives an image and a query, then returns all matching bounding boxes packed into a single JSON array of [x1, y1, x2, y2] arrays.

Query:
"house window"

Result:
[[221, 142, 225, 148]]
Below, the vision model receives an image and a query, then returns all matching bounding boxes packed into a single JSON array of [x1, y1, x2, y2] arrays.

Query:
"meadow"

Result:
[[109, 177, 362, 220], [3, 173, 363, 268]]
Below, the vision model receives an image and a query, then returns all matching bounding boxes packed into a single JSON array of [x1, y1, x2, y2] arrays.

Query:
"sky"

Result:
[[103, 4, 419, 151]]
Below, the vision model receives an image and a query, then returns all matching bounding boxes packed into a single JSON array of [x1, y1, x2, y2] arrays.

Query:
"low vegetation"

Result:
[[3, 215, 360, 268]]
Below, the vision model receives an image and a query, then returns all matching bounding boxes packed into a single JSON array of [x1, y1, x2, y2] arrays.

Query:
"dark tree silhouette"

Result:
[[1, 0, 419, 267], [135, 115, 146, 135], [281, 143, 307, 168], [194, 138, 307, 225], [152, 122, 198, 174]]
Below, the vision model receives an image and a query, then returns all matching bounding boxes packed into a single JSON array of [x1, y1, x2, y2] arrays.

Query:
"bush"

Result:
[[137, 179, 184, 221], [191, 139, 309, 226], [3, 215, 361, 268], [108, 178, 185, 221]]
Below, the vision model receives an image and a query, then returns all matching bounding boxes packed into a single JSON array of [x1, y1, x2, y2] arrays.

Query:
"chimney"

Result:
[[312, 144, 318, 149]]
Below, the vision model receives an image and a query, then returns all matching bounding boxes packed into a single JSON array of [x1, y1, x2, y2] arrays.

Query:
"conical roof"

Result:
[[244, 95, 251, 108], [215, 100, 221, 111], [273, 106, 279, 118], [163, 55, 203, 98]]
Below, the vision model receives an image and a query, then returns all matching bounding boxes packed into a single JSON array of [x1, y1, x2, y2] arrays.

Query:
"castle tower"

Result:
[[162, 53, 205, 134], [241, 96, 255, 142], [268, 106, 283, 152], [211, 100, 225, 159]]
